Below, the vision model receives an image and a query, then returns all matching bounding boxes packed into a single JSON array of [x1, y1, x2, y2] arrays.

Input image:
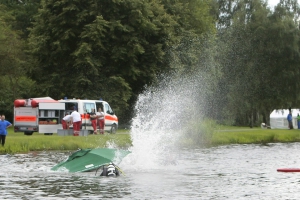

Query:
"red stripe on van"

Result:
[[15, 116, 36, 122], [105, 115, 118, 121]]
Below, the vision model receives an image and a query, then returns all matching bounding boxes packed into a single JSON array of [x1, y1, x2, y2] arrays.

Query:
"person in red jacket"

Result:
[[89, 108, 97, 134], [62, 113, 71, 129], [96, 107, 105, 134]]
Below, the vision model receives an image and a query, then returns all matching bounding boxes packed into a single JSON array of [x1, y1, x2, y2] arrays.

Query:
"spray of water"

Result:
[[121, 37, 220, 170], [120, 74, 204, 170]]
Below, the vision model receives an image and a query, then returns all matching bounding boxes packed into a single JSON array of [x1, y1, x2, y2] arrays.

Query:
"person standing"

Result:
[[70, 110, 82, 136], [96, 107, 105, 134], [0, 115, 12, 146], [287, 111, 293, 129], [62, 113, 72, 130], [297, 114, 300, 129], [89, 108, 97, 134]]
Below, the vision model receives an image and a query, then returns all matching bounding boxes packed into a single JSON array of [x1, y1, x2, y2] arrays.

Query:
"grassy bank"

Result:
[[2, 126, 300, 154], [1, 128, 131, 154], [212, 127, 300, 145]]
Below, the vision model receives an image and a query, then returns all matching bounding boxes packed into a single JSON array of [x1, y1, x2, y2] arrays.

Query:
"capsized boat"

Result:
[[51, 148, 130, 173]]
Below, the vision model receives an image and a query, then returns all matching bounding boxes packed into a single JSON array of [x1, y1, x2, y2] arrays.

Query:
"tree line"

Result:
[[0, 0, 299, 127]]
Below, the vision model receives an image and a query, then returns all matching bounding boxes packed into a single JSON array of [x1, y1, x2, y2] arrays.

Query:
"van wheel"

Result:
[[24, 131, 33, 135], [110, 124, 117, 134]]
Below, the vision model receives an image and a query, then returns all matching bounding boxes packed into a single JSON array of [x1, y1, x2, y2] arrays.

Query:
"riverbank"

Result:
[[212, 127, 300, 145], [2, 127, 300, 154], [1, 129, 131, 154]]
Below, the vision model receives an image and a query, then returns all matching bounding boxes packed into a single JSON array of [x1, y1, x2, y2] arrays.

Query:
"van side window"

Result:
[[104, 104, 114, 114], [84, 103, 95, 113]]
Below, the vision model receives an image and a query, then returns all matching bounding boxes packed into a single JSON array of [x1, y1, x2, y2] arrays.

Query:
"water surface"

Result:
[[0, 143, 300, 199]]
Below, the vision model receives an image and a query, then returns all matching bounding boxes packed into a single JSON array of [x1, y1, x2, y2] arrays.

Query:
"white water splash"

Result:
[[121, 74, 205, 170]]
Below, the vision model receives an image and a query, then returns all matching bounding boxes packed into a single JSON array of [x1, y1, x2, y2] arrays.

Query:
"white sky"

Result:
[[268, 0, 279, 7], [268, 0, 299, 7]]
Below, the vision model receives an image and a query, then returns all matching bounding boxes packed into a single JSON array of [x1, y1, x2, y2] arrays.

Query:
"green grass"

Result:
[[1, 128, 132, 154], [3, 126, 300, 154], [212, 128, 300, 145]]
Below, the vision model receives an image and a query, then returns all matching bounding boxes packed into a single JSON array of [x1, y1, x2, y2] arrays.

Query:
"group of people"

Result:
[[89, 108, 105, 135], [286, 109, 300, 129], [61, 107, 105, 136]]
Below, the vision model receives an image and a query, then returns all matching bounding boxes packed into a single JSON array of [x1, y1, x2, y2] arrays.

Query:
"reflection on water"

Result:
[[1, 143, 300, 199]]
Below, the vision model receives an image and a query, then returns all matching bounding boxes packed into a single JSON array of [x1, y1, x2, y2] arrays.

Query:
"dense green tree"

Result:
[[0, 4, 36, 121], [27, 0, 180, 122], [266, 1, 300, 107], [0, 0, 41, 39], [213, 0, 269, 125], [214, 0, 300, 126], [161, 0, 216, 73], [3, 0, 299, 127]]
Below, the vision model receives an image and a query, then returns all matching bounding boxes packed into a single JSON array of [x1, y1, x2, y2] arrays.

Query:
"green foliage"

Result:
[[27, 0, 181, 120], [210, 0, 300, 126], [0, 4, 36, 120], [2, 0, 300, 128], [0, 0, 41, 39]]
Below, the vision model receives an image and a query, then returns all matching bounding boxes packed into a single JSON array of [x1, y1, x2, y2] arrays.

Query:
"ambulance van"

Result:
[[14, 97, 65, 135], [58, 99, 118, 134]]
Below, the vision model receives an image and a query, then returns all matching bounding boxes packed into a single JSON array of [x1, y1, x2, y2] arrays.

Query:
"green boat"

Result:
[[51, 148, 130, 173]]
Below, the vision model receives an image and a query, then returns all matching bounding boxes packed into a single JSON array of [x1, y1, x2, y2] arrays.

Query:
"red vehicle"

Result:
[[14, 97, 65, 135]]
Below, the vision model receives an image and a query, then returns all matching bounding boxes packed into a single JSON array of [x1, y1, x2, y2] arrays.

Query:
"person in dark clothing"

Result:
[[287, 111, 293, 129], [297, 114, 300, 129], [95, 163, 121, 177]]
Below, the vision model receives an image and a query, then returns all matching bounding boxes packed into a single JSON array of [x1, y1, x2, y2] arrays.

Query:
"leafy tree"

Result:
[[27, 0, 180, 122], [215, 0, 300, 126], [266, 1, 300, 108], [0, 0, 41, 39], [0, 4, 36, 121]]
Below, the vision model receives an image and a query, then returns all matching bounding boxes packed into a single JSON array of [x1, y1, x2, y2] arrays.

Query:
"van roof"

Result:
[[58, 99, 108, 103]]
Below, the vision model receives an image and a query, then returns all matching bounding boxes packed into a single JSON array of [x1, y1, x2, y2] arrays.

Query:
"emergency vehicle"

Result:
[[14, 97, 65, 135], [14, 97, 118, 135], [58, 98, 118, 134]]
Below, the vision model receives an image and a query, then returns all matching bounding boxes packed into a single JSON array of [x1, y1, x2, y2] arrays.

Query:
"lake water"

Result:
[[1, 142, 300, 199]]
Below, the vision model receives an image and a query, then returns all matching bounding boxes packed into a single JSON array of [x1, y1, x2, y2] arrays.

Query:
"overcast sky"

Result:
[[268, 0, 299, 7], [268, 0, 279, 7]]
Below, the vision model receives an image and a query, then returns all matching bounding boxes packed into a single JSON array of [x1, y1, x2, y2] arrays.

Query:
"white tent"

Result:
[[270, 109, 300, 129]]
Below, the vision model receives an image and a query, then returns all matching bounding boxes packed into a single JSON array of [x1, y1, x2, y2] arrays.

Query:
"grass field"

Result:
[[213, 126, 300, 145], [1, 128, 132, 154], [2, 126, 300, 154]]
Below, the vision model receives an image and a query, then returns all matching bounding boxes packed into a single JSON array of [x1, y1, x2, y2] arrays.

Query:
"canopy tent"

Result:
[[270, 109, 300, 129]]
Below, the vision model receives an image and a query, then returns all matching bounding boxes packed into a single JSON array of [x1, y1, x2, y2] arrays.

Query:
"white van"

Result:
[[58, 99, 118, 134]]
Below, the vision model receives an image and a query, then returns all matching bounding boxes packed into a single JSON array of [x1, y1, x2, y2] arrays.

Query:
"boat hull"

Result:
[[51, 148, 130, 173]]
